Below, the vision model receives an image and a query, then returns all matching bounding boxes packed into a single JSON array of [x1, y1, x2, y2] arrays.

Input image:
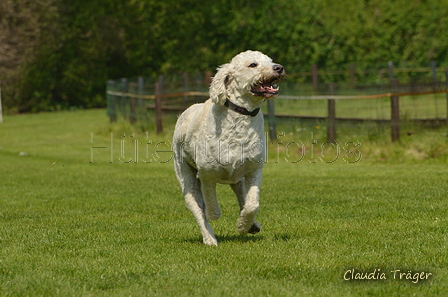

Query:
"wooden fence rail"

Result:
[[106, 67, 448, 142]]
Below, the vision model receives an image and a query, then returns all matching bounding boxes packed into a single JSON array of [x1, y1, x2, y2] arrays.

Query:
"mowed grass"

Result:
[[0, 109, 447, 296]]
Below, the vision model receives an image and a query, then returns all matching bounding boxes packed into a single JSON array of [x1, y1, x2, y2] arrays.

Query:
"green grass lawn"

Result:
[[0, 109, 447, 296]]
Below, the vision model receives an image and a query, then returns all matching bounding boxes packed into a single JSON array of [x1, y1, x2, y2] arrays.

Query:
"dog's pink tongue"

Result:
[[262, 84, 279, 93], [251, 84, 279, 98]]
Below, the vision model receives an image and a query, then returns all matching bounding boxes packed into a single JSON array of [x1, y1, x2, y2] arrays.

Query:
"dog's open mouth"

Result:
[[251, 79, 282, 99]]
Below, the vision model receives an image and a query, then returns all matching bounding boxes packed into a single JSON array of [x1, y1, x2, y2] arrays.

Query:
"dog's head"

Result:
[[210, 50, 285, 105]]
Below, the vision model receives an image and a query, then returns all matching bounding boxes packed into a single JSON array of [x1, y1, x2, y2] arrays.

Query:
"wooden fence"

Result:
[[106, 64, 448, 142], [0, 83, 3, 124]]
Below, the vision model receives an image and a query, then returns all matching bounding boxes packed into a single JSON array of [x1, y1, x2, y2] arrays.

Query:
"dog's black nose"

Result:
[[273, 64, 284, 74]]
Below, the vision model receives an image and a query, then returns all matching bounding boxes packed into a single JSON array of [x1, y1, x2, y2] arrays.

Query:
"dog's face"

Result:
[[230, 51, 285, 99], [210, 50, 285, 105]]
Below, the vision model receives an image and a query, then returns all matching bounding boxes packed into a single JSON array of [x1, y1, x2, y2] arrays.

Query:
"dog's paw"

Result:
[[248, 221, 262, 234], [238, 220, 262, 236], [203, 236, 218, 246]]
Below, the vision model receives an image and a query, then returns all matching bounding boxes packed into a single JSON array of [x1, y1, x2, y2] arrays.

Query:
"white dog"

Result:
[[173, 50, 285, 245]]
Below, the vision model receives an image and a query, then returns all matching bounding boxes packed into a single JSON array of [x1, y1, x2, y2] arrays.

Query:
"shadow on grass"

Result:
[[183, 232, 294, 245], [183, 235, 265, 245]]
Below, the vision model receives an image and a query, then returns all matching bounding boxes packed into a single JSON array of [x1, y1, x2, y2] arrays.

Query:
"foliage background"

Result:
[[1, 0, 448, 112]]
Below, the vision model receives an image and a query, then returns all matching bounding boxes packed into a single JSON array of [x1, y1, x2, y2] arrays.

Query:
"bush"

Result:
[[2, 0, 448, 112]]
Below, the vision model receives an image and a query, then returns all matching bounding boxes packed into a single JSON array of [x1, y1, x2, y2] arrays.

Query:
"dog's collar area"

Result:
[[224, 98, 260, 117]]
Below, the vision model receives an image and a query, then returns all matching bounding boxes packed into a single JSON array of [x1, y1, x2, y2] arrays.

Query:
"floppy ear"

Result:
[[209, 63, 233, 105]]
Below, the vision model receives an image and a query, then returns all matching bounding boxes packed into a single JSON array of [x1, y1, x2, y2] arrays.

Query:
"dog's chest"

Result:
[[194, 115, 265, 183]]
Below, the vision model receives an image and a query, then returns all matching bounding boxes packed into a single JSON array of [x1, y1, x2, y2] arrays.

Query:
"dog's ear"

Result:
[[209, 63, 233, 105]]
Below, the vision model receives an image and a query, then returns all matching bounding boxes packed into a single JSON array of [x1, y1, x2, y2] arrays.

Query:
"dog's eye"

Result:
[[248, 63, 258, 68]]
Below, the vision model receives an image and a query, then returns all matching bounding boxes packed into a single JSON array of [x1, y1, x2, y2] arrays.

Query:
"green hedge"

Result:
[[4, 0, 448, 112]]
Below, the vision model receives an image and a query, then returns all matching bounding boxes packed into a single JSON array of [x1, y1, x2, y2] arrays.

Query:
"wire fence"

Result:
[[106, 62, 448, 141]]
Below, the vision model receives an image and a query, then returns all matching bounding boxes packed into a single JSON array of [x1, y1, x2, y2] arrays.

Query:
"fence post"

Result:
[[121, 78, 128, 120], [267, 99, 277, 141], [129, 82, 137, 125], [205, 71, 213, 87], [195, 72, 203, 103], [183, 72, 189, 108], [446, 68, 448, 136], [312, 64, 318, 90], [349, 63, 356, 88], [430, 61, 439, 118], [0, 82, 3, 124], [155, 75, 164, 134], [390, 78, 400, 142], [107, 80, 116, 123], [327, 83, 336, 143], [387, 61, 394, 81], [430, 60, 437, 83], [138, 76, 144, 110]]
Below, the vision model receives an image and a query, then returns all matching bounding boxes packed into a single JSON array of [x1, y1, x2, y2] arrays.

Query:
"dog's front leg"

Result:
[[201, 182, 221, 220], [184, 191, 218, 246], [231, 181, 262, 235], [175, 160, 218, 246], [237, 170, 263, 236]]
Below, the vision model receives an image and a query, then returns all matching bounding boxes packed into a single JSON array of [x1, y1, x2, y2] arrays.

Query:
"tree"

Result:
[[2, 0, 448, 112]]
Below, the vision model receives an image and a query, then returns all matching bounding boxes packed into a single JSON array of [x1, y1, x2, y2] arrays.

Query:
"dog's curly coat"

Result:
[[173, 50, 285, 245]]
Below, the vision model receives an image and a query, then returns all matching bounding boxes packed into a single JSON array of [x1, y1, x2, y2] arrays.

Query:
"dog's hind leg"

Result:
[[175, 162, 218, 246]]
